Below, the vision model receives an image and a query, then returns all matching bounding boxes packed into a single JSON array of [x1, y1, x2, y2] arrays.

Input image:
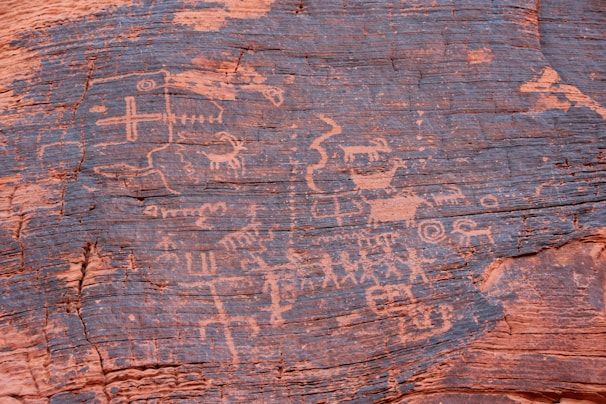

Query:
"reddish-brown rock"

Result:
[[0, 0, 604, 402]]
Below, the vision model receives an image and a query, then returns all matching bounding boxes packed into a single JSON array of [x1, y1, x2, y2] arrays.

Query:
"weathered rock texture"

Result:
[[0, 0, 605, 402]]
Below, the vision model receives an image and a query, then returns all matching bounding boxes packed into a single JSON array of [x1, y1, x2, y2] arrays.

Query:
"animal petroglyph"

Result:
[[306, 115, 342, 193], [339, 137, 392, 163], [202, 132, 246, 175], [451, 218, 495, 247], [220, 206, 273, 253], [431, 185, 465, 206], [362, 191, 431, 228], [350, 158, 407, 192], [143, 202, 227, 229]]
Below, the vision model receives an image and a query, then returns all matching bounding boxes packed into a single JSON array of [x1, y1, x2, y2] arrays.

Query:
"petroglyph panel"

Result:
[[75, 64, 286, 196], [2, 0, 605, 401]]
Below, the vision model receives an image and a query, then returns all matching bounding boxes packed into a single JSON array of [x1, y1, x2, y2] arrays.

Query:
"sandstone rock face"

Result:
[[0, 0, 604, 402]]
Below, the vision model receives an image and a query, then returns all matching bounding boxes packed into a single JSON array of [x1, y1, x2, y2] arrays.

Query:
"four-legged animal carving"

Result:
[[362, 191, 432, 228], [451, 218, 495, 246], [203, 132, 247, 174], [432, 185, 465, 206]]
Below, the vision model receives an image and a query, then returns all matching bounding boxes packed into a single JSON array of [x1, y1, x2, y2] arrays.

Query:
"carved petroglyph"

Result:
[[221, 229, 258, 252], [366, 284, 452, 345], [306, 115, 342, 193], [398, 305, 452, 343], [170, 58, 284, 107], [350, 158, 407, 192], [357, 231, 399, 249], [94, 162, 181, 194], [366, 284, 415, 317], [286, 249, 314, 291], [85, 66, 283, 194], [202, 132, 246, 175], [315, 232, 360, 245], [136, 78, 157, 91], [158, 236, 176, 251], [480, 194, 499, 208], [451, 219, 495, 246], [534, 180, 556, 197], [155, 236, 180, 270], [220, 206, 270, 252], [381, 245, 407, 280], [311, 194, 364, 227], [404, 248, 433, 284], [185, 251, 217, 275], [89, 105, 107, 113], [338, 251, 359, 286], [96, 95, 162, 142], [417, 219, 446, 244], [38, 141, 83, 159], [143, 202, 227, 229], [90, 71, 180, 194], [199, 281, 259, 365], [314, 229, 398, 250], [319, 253, 341, 289], [358, 248, 380, 286], [154, 233, 223, 279], [170, 103, 224, 126], [431, 185, 465, 206], [242, 254, 293, 326], [520, 66, 606, 119], [339, 137, 392, 163], [244, 85, 284, 107], [263, 269, 293, 326], [362, 191, 431, 228], [200, 252, 217, 276]]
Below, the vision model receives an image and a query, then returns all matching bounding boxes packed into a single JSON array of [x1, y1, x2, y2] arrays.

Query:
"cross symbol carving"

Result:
[[96, 96, 163, 141]]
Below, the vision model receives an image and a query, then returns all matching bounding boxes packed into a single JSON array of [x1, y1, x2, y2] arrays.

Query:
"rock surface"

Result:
[[0, 0, 604, 402]]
